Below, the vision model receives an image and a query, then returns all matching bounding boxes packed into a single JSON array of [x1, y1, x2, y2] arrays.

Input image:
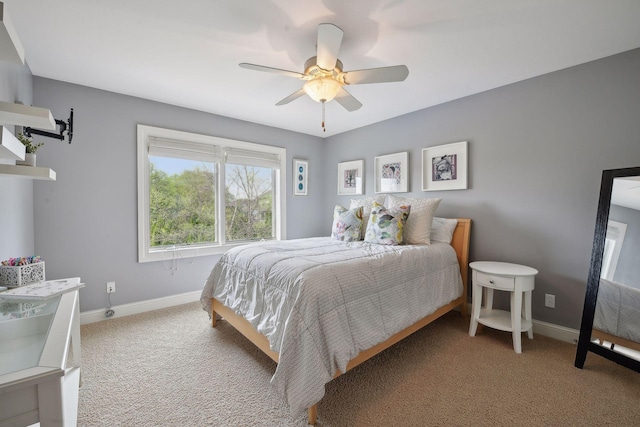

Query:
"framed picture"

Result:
[[293, 159, 308, 196], [422, 141, 468, 191], [337, 160, 364, 195], [374, 151, 409, 193]]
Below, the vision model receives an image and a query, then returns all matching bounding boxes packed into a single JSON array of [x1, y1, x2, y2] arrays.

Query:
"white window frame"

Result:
[[601, 219, 627, 281], [137, 125, 286, 263]]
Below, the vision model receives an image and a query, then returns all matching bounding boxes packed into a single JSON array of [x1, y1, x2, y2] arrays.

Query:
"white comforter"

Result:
[[200, 237, 462, 416], [594, 278, 640, 343]]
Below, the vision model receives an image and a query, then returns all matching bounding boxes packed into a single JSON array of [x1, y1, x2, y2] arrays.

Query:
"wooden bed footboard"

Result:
[[211, 218, 471, 425]]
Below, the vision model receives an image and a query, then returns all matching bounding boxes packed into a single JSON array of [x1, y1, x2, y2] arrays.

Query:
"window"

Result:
[[601, 220, 627, 281], [137, 125, 286, 263]]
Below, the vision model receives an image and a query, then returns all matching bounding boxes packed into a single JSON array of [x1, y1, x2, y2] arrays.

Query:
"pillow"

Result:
[[350, 194, 386, 239], [364, 202, 411, 245], [331, 205, 363, 242], [431, 217, 458, 244], [387, 195, 441, 244]]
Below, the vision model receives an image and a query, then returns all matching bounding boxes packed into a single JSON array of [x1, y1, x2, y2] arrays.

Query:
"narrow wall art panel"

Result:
[[293, 159, 308, 196]]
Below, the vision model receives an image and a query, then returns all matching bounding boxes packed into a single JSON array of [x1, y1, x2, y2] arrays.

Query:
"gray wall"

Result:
[[325, 48, 640, 329], [610, 204, 640, 289], [0, 61, 34, 260], [32, 78, 324, 312], [29, 48, 640, 329]]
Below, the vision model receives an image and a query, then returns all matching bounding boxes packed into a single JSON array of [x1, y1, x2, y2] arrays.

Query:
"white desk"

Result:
[[468, 262, 538, 353], [0, 278, 83, 427]]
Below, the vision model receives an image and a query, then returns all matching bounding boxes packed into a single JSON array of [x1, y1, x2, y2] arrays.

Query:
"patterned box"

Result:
[[0, 261, 46, 287], [0, 301, 46, 318]]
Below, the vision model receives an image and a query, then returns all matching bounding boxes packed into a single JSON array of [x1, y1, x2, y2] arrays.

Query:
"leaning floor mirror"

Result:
[[575, 166, 640, 372]]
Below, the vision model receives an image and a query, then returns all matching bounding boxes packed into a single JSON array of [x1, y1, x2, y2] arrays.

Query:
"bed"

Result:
[[201, 217, 471, 425], [592, 278, 640, 353]]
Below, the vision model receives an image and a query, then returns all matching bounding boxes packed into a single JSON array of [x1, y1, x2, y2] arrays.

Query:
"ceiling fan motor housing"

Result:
[[304, 56, 344, 77]]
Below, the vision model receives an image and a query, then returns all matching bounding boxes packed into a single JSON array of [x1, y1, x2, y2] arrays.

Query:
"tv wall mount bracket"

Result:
[[23, 108, 73, 143]]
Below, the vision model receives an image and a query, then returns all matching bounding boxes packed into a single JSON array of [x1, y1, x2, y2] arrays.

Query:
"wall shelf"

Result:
[[0, 164, 56, 180], [0, 2, 58, 182], [0, 2, 24, 65], [0, 125, 25, 161], [0, 102, 56, 130]]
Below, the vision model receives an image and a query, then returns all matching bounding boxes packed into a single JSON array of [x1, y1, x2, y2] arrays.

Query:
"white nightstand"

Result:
[[468, 261, 538, 353]]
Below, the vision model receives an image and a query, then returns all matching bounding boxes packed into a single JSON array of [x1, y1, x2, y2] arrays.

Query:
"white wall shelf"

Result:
[[0, 3, 58, 182], [0, 125, 25, 160], [0, 2, 25, 65], [0, 102, 56, 130], [0, 164, 56, 180]]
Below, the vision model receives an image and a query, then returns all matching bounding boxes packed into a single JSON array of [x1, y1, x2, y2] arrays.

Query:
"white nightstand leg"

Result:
[[511, 290, 523, 353], [524, 290, 533, 339], [469, 281, 482, 336], [485, 288, 494, 310]]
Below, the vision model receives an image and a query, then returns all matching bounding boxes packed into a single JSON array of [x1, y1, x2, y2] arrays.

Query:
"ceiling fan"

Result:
[[240, 23, 409, 132]]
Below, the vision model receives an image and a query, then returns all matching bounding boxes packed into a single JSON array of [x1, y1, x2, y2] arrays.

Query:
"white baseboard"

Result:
[[82, 296, 581, 345], [461, 303, 579, 345], [80, 290, 202, 325], [533, 319, 579, 344]]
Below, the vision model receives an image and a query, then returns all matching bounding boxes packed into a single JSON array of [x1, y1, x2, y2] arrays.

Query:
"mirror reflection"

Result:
[[593, 176, 640, 357]]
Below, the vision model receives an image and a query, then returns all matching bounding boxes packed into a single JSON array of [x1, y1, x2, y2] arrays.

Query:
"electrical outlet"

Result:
[[545, 293, 555, 308], [107, 281, 116, 293]]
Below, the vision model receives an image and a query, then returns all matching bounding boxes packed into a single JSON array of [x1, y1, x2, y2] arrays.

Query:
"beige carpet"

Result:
[[77, 302, 640, 426]]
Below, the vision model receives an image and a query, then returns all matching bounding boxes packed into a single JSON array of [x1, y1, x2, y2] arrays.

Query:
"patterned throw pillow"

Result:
[[387, 194, 441, 244], [364, 202, 411, 245], [350, 195, 386, 239], [331, 205, 363, 242]]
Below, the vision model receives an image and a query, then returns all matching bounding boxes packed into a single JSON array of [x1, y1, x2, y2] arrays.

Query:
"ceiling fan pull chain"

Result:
[[322, 100, 326, 132]]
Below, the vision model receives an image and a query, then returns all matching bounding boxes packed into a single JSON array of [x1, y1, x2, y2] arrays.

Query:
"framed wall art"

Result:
[[422, 141, 468, 191], [293, 159, 308, 196], [374, 151, 408, 193], [337, 160, 364, 195]]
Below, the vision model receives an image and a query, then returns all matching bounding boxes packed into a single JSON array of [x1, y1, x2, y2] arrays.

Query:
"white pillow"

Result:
[[387, 194, 441, 244], [431, 217, 458, 244], [350, 195, 386, 239]]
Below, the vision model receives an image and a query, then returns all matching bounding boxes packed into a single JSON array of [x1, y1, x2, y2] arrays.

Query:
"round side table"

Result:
[[468, 261, 538, 353]]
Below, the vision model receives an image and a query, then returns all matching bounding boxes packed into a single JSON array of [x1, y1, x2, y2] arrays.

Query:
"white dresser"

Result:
[[0, 278, 83, 426]]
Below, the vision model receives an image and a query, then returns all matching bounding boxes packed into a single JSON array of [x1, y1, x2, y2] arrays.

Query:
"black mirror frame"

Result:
[[575, 166, 640, 372]]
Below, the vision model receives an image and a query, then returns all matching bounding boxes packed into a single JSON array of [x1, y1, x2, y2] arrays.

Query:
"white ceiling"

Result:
[[5, 0, 640, 138], [613, 177, 640, 211]]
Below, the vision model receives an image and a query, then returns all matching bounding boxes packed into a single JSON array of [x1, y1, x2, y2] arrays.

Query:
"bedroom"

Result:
[[0, 1, 639, 425]]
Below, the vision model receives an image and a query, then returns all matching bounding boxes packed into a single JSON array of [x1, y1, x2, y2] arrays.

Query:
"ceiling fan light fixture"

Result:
[[303, 77, 342, 103], [240, 23, 407, 132]]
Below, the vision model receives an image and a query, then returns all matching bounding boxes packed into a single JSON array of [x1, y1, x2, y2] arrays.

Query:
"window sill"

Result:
[[138, 241, 265, 263]]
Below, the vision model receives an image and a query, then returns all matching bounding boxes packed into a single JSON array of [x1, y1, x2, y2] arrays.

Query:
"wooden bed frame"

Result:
[[592, 329, 640, 353], [211, 218, 471, 425]]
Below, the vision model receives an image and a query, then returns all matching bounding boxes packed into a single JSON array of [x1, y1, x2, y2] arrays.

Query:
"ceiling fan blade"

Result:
[[239, 63, 305, 79], [334, 88, 362, 112], [343, 65, 409, 85], [316, 23, 343, 71], [276, 88, 306, 106]]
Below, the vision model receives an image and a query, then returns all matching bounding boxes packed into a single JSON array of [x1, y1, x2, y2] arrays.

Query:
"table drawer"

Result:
[[475, 272, 515, 290]]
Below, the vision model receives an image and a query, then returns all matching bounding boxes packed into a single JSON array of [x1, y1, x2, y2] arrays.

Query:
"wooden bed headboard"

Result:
[[452, 218, 472, 309]]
